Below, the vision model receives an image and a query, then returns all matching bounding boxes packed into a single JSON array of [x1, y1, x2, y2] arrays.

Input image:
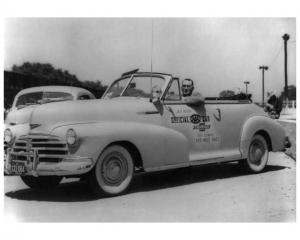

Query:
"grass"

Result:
[[278, 121, 296, 160]]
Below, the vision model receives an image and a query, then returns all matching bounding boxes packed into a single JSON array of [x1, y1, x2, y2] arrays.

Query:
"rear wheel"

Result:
[[88, 145, 134, 197], [241, 134, 269, 173], [21, 176, 62, 190]]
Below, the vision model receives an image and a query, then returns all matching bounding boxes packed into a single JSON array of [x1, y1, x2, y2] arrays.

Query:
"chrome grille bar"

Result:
[[12, 134, 68, 163]]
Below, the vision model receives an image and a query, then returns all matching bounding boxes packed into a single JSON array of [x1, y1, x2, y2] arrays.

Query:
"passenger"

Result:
[[152, 85, 162, 99], [265, 91, 277, 112], [265, 91, 282, 117]]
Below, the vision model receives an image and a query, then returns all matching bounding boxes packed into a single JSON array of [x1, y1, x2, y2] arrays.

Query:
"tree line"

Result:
[[219, 86, 296, 101]]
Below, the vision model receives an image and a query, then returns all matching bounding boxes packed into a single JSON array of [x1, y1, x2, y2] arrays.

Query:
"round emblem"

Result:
[[190, 114, 201, 124]]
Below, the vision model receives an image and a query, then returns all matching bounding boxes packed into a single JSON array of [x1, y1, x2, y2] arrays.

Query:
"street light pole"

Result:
[[244, 81, 250, 94], [259, 66, 268, 105], [282, 33, 290, 101]]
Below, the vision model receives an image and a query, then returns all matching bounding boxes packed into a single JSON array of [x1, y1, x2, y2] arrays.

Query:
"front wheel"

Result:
[[241, 134, 269, 173], [21, 176, 62, 190], [88, 145, 134, 197]]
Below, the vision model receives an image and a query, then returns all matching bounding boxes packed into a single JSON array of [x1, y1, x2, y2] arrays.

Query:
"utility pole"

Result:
[[282, 33, 290, 101], [244, 81, 250, 94], [259, 66, 268, 105]]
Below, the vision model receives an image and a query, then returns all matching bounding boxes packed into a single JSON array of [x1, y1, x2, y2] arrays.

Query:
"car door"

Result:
[[204, 101, 253, 161], [161, 78, 222, 165], [201, 102, 243, 161]]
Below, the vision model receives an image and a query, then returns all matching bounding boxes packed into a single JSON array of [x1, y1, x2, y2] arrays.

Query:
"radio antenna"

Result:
[[150, 19, 154, 91], [151, 19, 154, 74]]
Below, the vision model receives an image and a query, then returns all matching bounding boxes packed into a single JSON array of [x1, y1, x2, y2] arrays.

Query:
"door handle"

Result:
[[137, 110, 160, 115]]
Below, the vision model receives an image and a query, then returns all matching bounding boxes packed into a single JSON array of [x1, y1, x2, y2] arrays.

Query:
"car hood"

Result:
[[30, 97, 159, 132]]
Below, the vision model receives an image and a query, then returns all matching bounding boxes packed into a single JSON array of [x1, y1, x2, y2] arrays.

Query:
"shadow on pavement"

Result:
[[5, 163, 288, 202]]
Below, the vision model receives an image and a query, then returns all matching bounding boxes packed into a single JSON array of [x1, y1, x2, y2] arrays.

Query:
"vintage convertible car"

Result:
[[5, 86, 95, 126], [4, 69, 291, 196]]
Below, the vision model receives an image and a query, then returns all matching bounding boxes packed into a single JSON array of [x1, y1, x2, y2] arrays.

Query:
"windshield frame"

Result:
[[102, 73, 171, 100], [161, 77, 182, 102], [102, 75, 133, 99]]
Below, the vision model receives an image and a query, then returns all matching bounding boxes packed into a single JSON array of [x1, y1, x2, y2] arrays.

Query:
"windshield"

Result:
[[15, 91, 73, 108], [103, 75, 166, 99], [15, 92, 43, 108], [42, 92, 73, 101]]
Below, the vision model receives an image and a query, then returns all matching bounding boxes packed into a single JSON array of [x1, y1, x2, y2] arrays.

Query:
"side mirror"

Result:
[[184, 96, 204, 106]]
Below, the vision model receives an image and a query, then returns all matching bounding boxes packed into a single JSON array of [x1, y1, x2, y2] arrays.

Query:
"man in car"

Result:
[[181, 78, 204, 100]]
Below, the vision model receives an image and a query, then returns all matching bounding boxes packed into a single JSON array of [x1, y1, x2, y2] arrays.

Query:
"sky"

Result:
[[4, 18, 296, 102]]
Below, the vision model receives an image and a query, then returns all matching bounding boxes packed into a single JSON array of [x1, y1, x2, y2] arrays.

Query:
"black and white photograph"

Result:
[[1, 3, 297, 229]]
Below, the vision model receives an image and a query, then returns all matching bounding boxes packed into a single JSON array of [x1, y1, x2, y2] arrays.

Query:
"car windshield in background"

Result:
[[42, 92, 73, 101], [16, 92, 43, 108], [15, 91, 73, 108], [103, 75, 165, 99]]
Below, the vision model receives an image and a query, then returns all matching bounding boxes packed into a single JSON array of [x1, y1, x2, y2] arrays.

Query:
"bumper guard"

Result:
[[4, 148, 94, 176]]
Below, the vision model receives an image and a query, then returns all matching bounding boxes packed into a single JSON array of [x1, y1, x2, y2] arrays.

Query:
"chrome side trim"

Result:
[[145, 156, 240, 172]]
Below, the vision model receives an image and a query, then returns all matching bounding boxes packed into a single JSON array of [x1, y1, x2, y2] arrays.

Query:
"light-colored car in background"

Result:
[[4, 70, 291, 196], [5, 86, 95, 126]]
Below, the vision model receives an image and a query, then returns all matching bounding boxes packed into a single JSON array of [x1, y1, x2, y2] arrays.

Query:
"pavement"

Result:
[[4, 152, 295, 222]]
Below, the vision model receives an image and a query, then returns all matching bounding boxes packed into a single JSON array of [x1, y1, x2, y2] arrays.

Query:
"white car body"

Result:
[[4, 71, 290, 196], [5, 86, 95, 126]]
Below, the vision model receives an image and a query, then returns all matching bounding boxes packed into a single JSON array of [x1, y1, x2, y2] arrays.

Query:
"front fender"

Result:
[[51, 121, 188, 169], [5, 123, 30, 145], [240, 116, 286, 158]]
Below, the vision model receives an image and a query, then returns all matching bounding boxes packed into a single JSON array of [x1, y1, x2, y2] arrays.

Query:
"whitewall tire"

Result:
[[88, 145, 134, 196], [244, 134, 269, 173]]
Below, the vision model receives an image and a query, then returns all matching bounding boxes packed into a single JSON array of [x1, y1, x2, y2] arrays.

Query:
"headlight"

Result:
[[66, 129, 77, 146], [4, 128, 14, 144]]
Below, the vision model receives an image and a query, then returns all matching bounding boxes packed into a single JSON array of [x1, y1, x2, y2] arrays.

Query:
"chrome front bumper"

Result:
[[4, 148, 94, 176]]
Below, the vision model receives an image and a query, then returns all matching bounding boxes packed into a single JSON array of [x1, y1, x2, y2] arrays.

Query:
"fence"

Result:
[[283, 100, 296, 109], [282, 100, 296, 116]]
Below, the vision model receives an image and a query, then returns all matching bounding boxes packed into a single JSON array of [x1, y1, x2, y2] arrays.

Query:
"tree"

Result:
[[12, 62, 81, 86], [219, 90, 235, 98], [219, 90, 252, 101], [80, 80, 107, 99]]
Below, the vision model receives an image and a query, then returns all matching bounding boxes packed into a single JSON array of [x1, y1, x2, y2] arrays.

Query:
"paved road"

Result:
[[4, 152, 295, 222]]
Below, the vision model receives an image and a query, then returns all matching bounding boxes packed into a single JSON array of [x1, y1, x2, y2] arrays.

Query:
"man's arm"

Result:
[[191, 91, 205, 101], [182, 91, 205, 105]]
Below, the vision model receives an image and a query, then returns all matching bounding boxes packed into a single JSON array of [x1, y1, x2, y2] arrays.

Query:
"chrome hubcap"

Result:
[[249, 140, 265, 165], [101, 152, 128, 186]]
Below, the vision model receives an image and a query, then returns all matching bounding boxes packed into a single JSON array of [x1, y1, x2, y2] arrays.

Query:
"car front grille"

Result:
[[11, 134, 68, 163]]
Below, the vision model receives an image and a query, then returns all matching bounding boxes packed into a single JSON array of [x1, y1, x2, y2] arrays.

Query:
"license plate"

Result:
[[10, 161, 27, 175]]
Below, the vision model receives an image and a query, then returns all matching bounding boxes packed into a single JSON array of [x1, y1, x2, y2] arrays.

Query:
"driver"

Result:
[[181, 78, 203, 99]]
